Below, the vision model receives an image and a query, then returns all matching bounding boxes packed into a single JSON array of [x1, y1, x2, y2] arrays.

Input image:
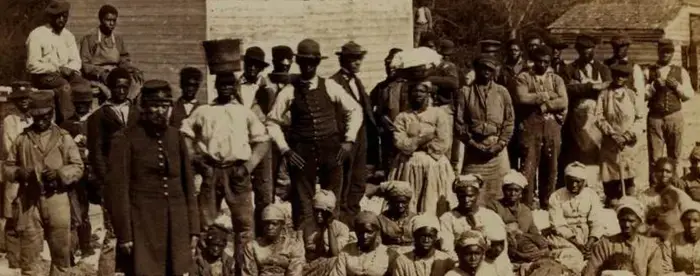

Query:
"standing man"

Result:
[[59, 82, 96, 257], [3, 90, 84, 276], [499, 39, 528, 171], [559, 34, 611, 187], [267, 45, 295, 199], [26, 0, 90, 124], [180, 68, 271, 273], [331, 41, 379, 225], [79, 4, 142, 101], [645, 39, 694, 177], [1, 81, 34, 269], [464, 40, 503, 86], [107, 80, 199, 276], [86, 67, 140, 276], [266, 38, 363, 231], [414, 0, 433, 48], [547, 36, 568, 77], [239, 46, 276, 236], [169, 67, 203, 129], [604, 34, 646, 107], [513, 46, 568, 209]]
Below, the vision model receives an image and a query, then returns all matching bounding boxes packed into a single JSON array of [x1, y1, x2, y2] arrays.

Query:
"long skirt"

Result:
[[389, 151, 456, 216], [461, 150, 510, 203], [304, 257, 336, 276]]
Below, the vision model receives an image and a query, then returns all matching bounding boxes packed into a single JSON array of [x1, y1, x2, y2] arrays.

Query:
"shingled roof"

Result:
[[548, 2, 683, 30]]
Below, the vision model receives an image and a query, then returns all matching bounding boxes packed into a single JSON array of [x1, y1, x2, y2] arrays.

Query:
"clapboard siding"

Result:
[[67, 0, 207, 101], [205, 0, 413, 101], [558, 42, 681, 66], [665, 6, 692, 43]]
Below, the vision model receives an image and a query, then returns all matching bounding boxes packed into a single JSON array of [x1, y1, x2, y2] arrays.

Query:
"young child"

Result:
[[599, 253, 635, 276], [190, 224, 235, 276], [646, 189, 683, 243], [681, 142, 700, 201]]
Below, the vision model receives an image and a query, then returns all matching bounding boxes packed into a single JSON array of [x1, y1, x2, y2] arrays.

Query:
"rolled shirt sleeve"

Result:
[[265, 86, 294, 153], [246, 108, 270, 143], [678, 67, 694, 101]]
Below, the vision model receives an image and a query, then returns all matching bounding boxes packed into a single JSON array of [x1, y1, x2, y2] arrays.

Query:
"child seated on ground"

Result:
[[189, 224, 235, 276], [646, 189, 683, 243]]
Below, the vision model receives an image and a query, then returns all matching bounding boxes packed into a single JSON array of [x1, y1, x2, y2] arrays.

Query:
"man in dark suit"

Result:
[[86, 67, 140, 275], [558, 34, 611, 188], [330, 41, 379, 225], [170, 67, 203, 129]]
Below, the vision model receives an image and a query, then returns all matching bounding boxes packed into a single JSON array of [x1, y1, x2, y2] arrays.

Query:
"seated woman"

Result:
[[391, 214, 454, 276], [638, 157, 694, 213], [444, 230, 498, 276], [439, 174, 512, 276], [242, 204, 305, 276], [329, 211, 393, 276], [389, 80, 456, 216], [485, 170, 549, 264], [373, 181, 418, 253], [190, 225, 235, 276], [668, 202, 700, 274], [545, 162, 604, 275], [302, 189, 352, 276]]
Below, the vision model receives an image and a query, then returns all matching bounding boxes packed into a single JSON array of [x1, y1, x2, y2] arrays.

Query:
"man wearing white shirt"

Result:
[[26, 0, 89, 125], [645, 39, 695, 176], [604, 34, 647, 106]]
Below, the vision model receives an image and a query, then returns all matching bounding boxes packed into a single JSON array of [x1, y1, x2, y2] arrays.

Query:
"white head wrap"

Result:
[[261, 204, 287, 221], [313, 189, 337, 212], [503, 169, 528, 188], [615, 196, 645, 221], [564, 161, 588, 180], [601, 271, 636, 276], [454, 174, 483, 191], [410, 214, 440, 233], [682, 202, 700, 217], [455, 230, 487, 249], [485, 224, 507, 241], [379, 180, 413, 199]]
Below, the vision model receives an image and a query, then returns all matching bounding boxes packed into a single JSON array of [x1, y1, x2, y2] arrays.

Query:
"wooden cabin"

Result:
[[548, 0, 700, 89], [67, 0, 413, 102]]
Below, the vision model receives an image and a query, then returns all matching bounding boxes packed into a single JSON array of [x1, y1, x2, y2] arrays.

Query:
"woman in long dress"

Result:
[[389, 80, 456, 216], [329, 211, 393, 276]]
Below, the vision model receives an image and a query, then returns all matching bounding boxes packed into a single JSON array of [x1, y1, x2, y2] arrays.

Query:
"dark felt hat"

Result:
[[473, 54, 501, 70], [46, 0, 70, 15], [271, 45, 294, 61], [575, 34, 598, 48], [140, 79, 173, 103], [547, 36, 569, 50], [479, 40, 502, 53], [203, 39, 242, 74], [531, 45, 553, 59], [71, 81, 93, 102], [336, 41, 367, 57], [295, 39, 327, 60], [244, 46, 270, 67], [10, 81, 32, 99], [610, 34, 632, 47], [180, 67, 203, 81], [28, 90, 55, 116], [658, 39, 675, 51], [610, 64, 633, 76], [439, 39, 455, 56], [214, 72, 238, 86]]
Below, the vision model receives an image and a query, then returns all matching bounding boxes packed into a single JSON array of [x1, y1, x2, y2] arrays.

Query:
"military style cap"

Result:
[[295, 39, 327, 60], [479, 39, 502, 53], [658, 39, 675, 52], [28, 90, 55, 116], [547, 36, 569, 50], [202, 39, 242, 74], [473, 54, 500, 70], [271, 45, 294, 61], [46, 0, 70, 15], [71, 81, 94, 102], [10, 81, 32, 99], [610, 34, 632, 47], [575, 34, 598, 48], [336, 41, 367, 57], [140, 79, 173, 103], [244, 46, 269, 67]]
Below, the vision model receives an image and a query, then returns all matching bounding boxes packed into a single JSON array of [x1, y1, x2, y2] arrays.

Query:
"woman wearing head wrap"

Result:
[[485, 170, 550, 264], [241, 204, 305, 276], [329, 211, 392, 276], [454, 54, 515, 204], [445, 230, 498, 276], [582, 196, 670, 276], [668, 203, 700, 274], [388, 80, 457, 217], [545, 162, 604, 274], [302, 190, 352, 276], [373, 181, 418, 252], [680, 142, 700, 201], [439, 175, 513, 276], [391, 214, 454, 276]]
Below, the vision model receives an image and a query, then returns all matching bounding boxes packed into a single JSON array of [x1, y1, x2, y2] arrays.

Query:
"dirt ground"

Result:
[[1, 97, 699, 275]]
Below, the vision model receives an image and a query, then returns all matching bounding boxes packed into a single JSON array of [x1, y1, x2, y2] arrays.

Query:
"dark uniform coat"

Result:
[[106, 124, 199, 275]]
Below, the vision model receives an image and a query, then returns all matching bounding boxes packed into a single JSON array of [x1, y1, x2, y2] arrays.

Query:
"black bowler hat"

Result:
[[140, 79, 173, 103], [336, 41, 367, 57], [610, 64, 633, 77], [295, 39, 328, 60], [203, 39, 242, 74], [244, 46, 270, 67]]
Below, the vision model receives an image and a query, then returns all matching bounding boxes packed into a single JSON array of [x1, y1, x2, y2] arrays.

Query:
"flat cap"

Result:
[[10, 81, 32, 99], [46, 0, 70, 15], [28, 90, 55, 116], [479, 39, 502, 53], [658, 39, 675, 51], [610, 64, 633, 77], [140, 79, 173, 103], [610, 34, 632, 47], [71, 81, 93, 102], [473, 54, 500, 70], [547, 36, 569, 50], [530, 45, 553, 59], [575, 34, 598, 48]]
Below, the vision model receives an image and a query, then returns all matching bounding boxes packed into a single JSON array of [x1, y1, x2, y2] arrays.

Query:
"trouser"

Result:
[[31, 73, 88, 125], [518, 116, 562, 209], [414, 23, 430, 47], [252, 149, 274, 237], [97, 206, 120, 276], [69, 183, 92, 254], [602, 178, 635, 207], [288, 137, 343, 229], [198, 159, 254, 276], [6, 218, 20, 268], [340, 131, 368, 227], [647, 111, 684, 178], [16, 193, 71, 276]]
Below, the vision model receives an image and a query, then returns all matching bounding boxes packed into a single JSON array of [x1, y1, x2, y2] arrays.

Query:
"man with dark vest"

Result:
[[604, 34, 646, 105], [558, 34, 611, 187], [266, 38, 362, 231], [645, 39, 694, 176], [169, 67, 203, 129], [330, 41, 379, 225]]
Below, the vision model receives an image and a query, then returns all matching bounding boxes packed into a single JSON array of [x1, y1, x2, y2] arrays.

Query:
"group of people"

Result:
[[4, 0, 700, 276]]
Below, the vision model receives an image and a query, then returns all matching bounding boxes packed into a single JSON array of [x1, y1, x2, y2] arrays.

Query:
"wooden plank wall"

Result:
[[205, 0, 413, 101], [67, 0, 208, 101]]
